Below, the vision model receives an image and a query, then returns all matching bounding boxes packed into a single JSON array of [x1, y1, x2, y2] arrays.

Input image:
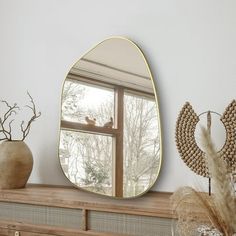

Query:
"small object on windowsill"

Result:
[[103, 117, 113, 128], [85, 116, 96, 126]]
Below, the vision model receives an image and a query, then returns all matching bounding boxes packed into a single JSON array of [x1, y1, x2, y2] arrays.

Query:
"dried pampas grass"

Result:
[[201, 128, 236, 235], [172, 127, 236, 236]]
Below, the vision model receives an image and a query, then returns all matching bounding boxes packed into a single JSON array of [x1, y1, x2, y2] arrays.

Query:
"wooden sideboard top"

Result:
[[0, 184, 175, 219]]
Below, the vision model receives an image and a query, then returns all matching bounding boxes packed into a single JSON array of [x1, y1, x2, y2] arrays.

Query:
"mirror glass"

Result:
[[59, 37, 162, 198]]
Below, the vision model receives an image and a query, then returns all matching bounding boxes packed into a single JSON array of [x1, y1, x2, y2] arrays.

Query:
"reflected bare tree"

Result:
[[59, 81, 160, 197], [61, 80, 85, 120], [124, 93, 160, 197]]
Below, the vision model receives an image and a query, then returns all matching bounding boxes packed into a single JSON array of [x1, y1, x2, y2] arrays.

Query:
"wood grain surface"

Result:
[[0, 184, 175, 219]]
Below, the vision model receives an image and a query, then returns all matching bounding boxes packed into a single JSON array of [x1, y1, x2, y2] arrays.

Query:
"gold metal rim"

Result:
[[57, 36, 163, 199]]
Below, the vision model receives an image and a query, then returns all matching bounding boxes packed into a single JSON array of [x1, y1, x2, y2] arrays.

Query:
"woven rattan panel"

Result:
[[0, 202, 82, 229], [88, 211, 178, 236]]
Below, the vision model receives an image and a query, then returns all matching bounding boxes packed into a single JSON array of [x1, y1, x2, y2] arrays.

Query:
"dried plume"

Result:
[[172, 127, 236, 236], [201, 127, 236, 235]]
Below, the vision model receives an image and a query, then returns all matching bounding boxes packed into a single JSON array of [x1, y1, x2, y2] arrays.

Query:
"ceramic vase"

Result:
[[0, 141, 33, 189]]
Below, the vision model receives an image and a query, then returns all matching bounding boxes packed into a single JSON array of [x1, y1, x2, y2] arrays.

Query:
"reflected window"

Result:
[[60, 78, 159, 197], [62, 80, 114, 126], [60, 130, 113, 196], [124, 92, 160, 197]]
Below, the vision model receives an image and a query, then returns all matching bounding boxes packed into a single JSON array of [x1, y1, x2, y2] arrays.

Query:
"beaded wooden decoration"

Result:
[[175, 100, 236, 178]]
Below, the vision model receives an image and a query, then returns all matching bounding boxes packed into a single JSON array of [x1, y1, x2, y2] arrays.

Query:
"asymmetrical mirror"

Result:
[[59, 37, 162, 198]]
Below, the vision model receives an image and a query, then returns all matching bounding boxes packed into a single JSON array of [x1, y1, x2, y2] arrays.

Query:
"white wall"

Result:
[[0, 0, 235, 192]]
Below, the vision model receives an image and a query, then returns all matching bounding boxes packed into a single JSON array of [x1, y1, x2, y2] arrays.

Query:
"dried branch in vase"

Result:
[[0, 101, 19, 141], [172, 127, 236, 236], [0, 92, 41, 141]]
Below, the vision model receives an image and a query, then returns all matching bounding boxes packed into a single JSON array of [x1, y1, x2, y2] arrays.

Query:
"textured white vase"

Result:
[[0, 141, 33, 189]]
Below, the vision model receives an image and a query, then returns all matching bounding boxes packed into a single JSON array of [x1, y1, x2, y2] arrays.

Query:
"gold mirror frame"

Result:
[[58, 36, 162, 198]]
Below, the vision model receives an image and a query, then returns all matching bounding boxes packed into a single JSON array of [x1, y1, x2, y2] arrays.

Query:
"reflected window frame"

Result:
[[61, 73, 156, 197]]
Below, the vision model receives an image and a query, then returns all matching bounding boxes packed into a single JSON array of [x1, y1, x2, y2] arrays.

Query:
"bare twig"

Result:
[[0, 101, 19, 141], [0, 118, 8, 140], [0, 92, 40, 141], [20, 92, 41, 140], [8, 120, 14, 140], [1, 101, 19, 123]]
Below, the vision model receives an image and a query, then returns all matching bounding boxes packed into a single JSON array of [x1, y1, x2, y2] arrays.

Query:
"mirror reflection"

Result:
[[59, 37, 162, 198]]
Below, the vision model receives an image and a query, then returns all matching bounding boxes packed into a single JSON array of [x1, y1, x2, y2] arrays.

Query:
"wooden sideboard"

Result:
[[0, 185, 177, 236]]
